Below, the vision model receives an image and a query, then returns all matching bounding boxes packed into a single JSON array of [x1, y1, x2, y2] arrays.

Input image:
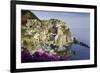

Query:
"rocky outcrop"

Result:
[[21, 18, 74, 57]]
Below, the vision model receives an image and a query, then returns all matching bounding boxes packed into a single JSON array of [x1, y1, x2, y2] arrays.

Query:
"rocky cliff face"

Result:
[[21, 10, 75, 62], [21, 18, 74, 57]]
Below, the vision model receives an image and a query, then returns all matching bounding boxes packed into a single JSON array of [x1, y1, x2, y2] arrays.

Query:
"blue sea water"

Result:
[[31, 10, 90, 60], [70, 44, 90, 60], [69, 29, 90, 60]]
